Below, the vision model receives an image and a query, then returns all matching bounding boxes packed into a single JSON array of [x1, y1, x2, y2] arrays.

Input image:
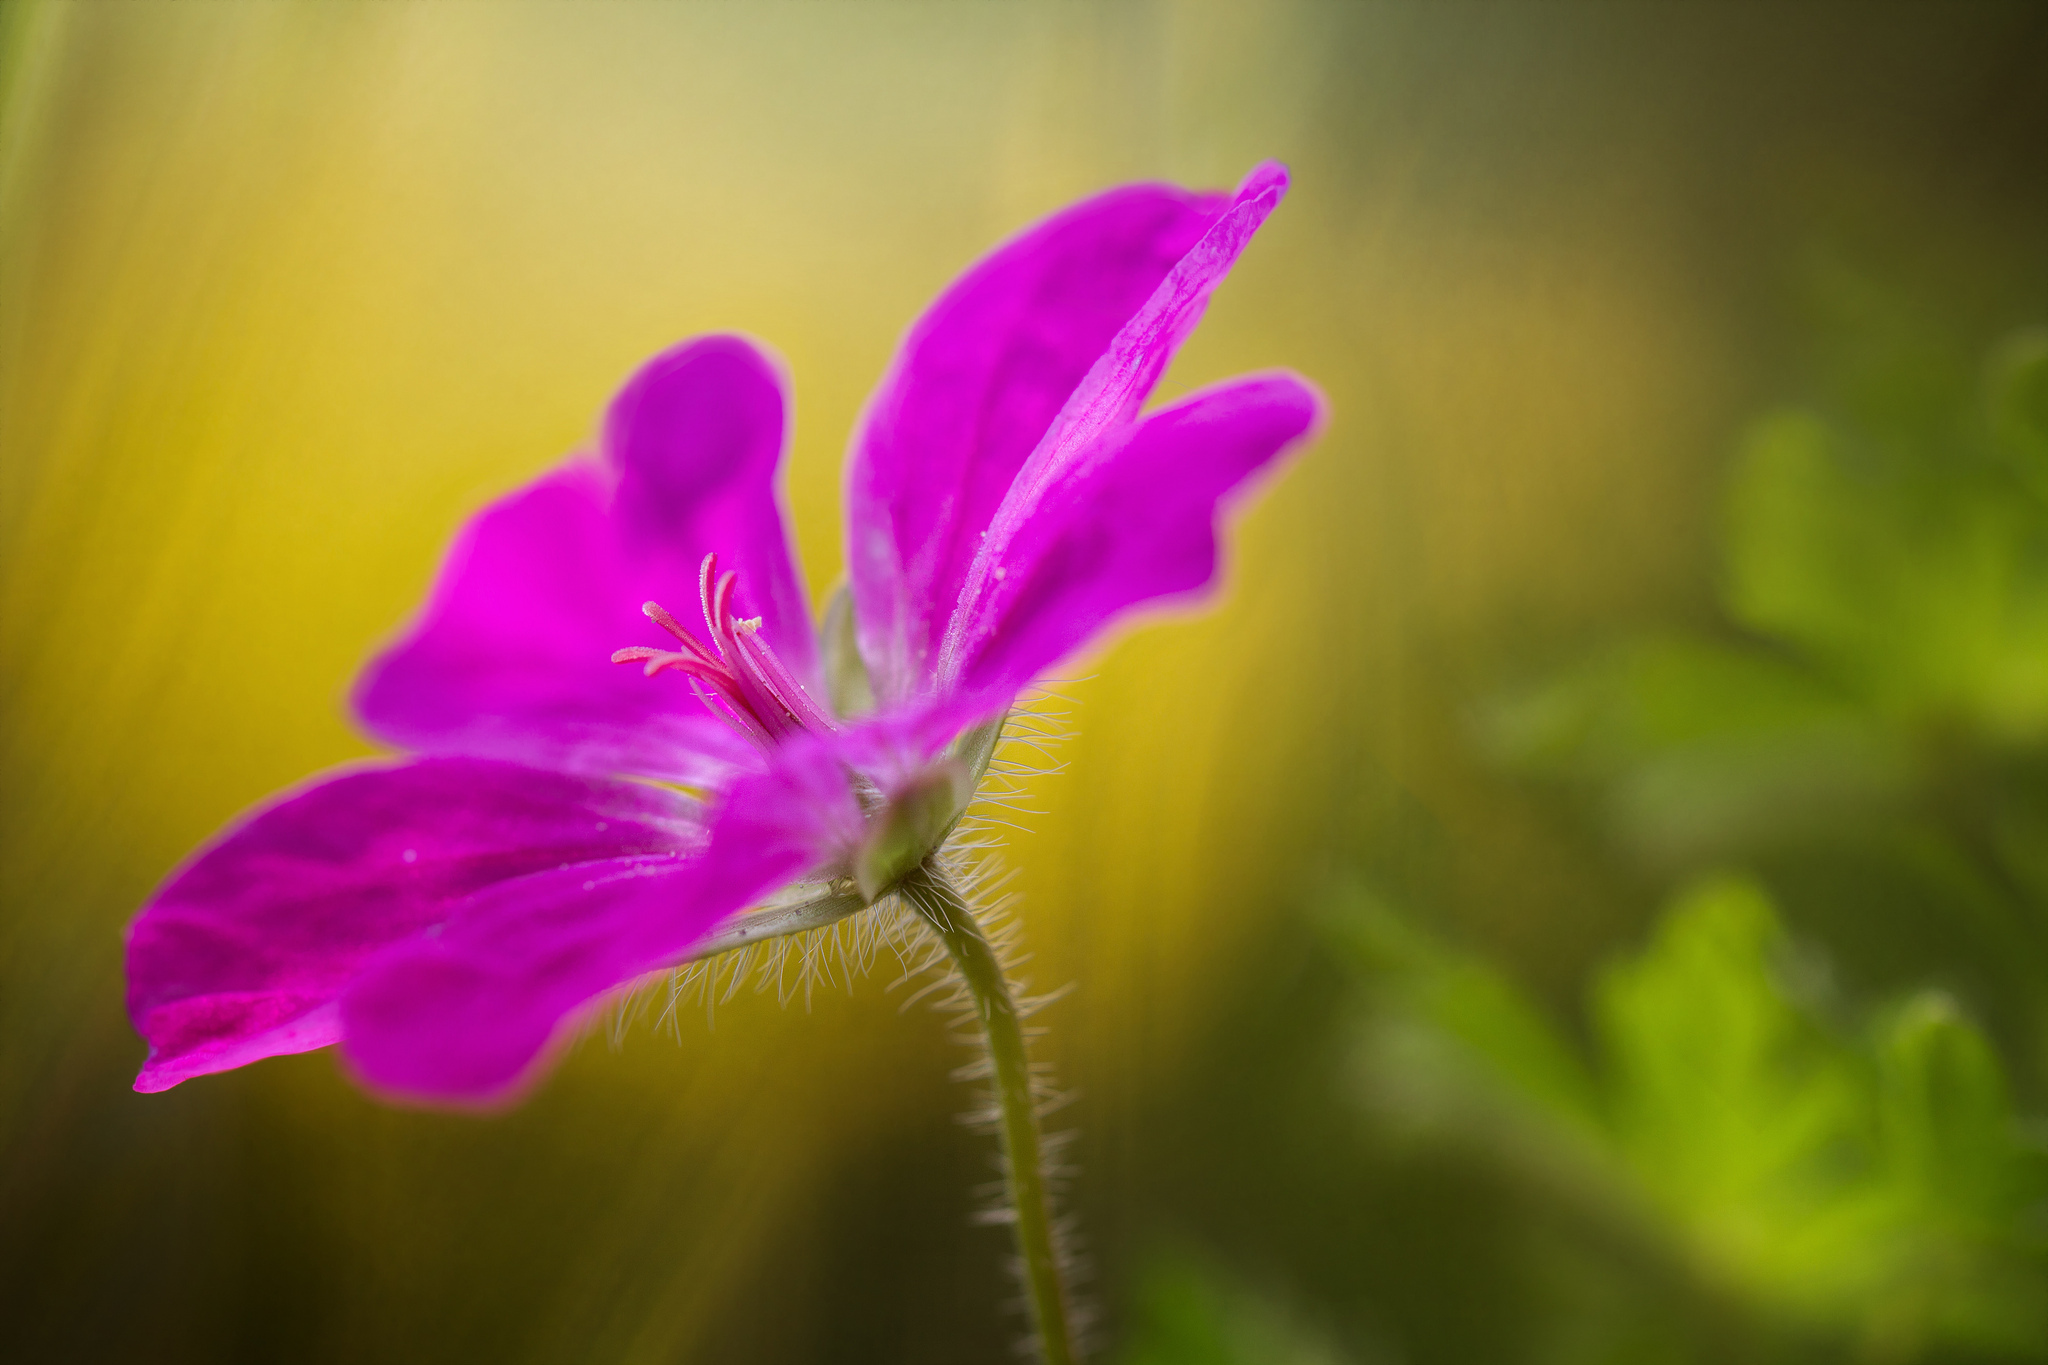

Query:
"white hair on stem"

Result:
[[581, 691, 1100, 1354]]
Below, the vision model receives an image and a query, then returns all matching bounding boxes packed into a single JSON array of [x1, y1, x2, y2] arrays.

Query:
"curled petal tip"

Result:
[[1237, 160, 1290, 202]]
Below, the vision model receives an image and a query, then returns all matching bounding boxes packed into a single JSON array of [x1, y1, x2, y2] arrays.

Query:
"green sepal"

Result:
[[948, 712, 1007, 787], [820, 581, 875, 720], [854, 759, 972, 902]]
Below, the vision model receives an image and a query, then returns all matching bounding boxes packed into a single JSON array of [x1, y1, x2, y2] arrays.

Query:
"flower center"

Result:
[[612, 553, 836, 748]]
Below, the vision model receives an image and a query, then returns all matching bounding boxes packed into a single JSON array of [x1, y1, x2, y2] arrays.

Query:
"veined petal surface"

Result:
[[340, 733, 870, 1104], [605, 336, 818, 682], [125, 758, 702, 1093], [354, 336, 807, 782], [846, 183, 1228, 703], [947, 372, 1324, 704], [941, 163, 1293, 689]]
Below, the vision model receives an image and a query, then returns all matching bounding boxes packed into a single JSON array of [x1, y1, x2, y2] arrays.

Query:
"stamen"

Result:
[[610, 645, 685, 678], [686, 675, 758, 747], [732, 625, 838, 734], [612, 551, 837, 747], [641, 602, 727, 672]]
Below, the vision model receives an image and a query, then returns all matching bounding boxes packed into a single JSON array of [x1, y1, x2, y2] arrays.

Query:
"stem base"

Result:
[[902, 860, 1078, 1365]]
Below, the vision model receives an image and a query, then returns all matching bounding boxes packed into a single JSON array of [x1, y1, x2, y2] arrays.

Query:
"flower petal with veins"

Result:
[[949, 371, 1325, 705], [847, 182, 1229, 703], [341, 734, 868, 1104], [126, 758, 702, 1093], [354, 336, 805, 784], [936, 163, 1295, 692]]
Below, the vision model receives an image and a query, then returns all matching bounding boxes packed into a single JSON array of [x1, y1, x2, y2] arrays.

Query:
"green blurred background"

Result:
[[5, 2, 2047, 1361]]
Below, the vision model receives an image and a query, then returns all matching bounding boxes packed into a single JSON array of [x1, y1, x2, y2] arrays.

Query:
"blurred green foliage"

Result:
[[1336, 876, 2047, 1362], [1485, 326, 2048, 1091], [1133, 323, 2048, 1365], [1114, 1253, 1359, 1365], [1489, 326, 2048, 829]]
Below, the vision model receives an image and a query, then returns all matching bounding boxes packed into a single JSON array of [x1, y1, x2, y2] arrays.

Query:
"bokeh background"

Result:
[[5, 2, 2048, 1361]]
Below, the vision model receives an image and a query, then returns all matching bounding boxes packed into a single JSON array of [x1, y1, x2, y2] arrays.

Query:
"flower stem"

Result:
[[902, 860, 1077, 1365]]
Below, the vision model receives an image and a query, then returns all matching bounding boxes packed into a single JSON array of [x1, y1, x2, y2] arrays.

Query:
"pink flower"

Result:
[[125, 163, 1324, 1106]]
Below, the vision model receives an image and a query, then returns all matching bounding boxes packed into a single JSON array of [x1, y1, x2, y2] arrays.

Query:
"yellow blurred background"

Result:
[[4, 3, 2045, 1361]]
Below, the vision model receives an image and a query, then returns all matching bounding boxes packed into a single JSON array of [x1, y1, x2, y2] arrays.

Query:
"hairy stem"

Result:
[[901, 860, 1077, 1365]]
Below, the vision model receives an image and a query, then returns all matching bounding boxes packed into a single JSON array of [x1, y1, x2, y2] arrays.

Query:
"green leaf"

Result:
[[1330, 885, 1604, 1138], [1593, 878, 1885, 1315], [1861, 994, 2048, 1356], [1115, 1252, 1358, 1365], [1336, 878, 2048, 1355], [1482, 635, 1909, 862], [1720, 406, 2048, 739], [1988, 327, 2048, 503]]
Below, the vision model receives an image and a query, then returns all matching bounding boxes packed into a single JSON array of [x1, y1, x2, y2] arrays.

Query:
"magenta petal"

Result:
[[339, 732, 868, 1105], [1019, 164, 1291, 496], [830, 692, 1006, 789], [354, 336, 808, 782], [605, 336, 818, 684], [125, 759, 701, 1093], [943, 164, 1293, 688], [946, 372, 1324, 702], [846, 182, 1230, 703], [353, 466, 753, 786]]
